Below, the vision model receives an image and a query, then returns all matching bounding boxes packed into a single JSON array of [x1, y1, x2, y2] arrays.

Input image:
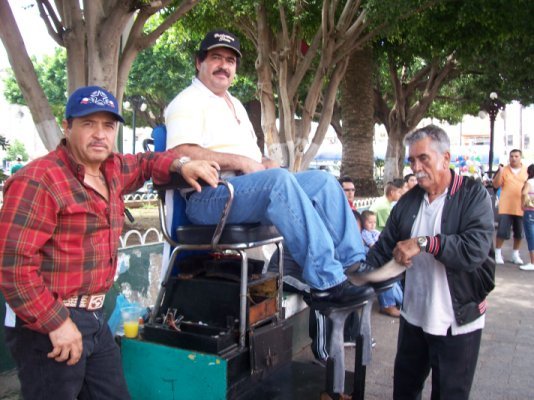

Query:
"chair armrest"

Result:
[[153, 172, 196, 192], [154, 173, 235, 249]]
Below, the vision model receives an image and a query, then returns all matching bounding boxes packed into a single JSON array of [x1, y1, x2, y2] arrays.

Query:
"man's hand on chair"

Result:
[[172, 160, 220, 192]]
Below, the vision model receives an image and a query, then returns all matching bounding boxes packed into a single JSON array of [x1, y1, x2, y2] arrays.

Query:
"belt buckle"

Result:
[[63, 297, 78, 308], [86, 294, 105, 311]]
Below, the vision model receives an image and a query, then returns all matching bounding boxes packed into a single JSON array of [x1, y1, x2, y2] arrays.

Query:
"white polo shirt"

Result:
[[164, 77, 262, 176], [403, 189, 485, 335]]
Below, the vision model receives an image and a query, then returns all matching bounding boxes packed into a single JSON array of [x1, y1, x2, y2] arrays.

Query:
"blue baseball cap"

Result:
[[65, 86, 125, 123]]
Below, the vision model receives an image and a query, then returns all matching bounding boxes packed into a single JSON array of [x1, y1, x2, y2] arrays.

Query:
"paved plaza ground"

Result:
[[1, 235, 533, 399], [360, 236, 534, 400]]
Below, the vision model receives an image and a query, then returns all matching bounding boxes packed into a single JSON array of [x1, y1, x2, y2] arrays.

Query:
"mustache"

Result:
[[89, 141, 108, 147], [415, 172, 427, 179], [213, 68, 230, 78]]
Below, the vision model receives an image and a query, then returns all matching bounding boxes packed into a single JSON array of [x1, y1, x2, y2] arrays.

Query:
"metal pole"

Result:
[[132, 108, 136, 154], [488, 111, 496, 178]]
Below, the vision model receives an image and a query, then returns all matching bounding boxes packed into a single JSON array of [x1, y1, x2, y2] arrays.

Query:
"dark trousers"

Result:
[[309, 307, 359, 361], [5, 308, 131, 400], [393, 317, 482, 400]]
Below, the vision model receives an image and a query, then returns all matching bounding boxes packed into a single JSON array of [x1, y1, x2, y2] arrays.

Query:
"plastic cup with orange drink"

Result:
[[121, 305, 143, 338]]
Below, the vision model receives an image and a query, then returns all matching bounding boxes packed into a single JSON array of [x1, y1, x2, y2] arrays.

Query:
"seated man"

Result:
[[164, 29, 369, 303]]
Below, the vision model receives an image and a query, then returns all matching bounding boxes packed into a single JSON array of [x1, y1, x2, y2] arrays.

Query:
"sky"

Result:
[[0, 1, 59, 69]]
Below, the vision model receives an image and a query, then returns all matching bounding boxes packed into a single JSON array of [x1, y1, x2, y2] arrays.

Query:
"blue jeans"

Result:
[[185, 168, 366, 290], [377, 281, 404, 308], [523, 210, 534, 251]]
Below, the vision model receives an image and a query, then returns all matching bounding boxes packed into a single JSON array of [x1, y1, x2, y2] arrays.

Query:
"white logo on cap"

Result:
[[80, 90, 116, 108], [214, 33, 235, 44]]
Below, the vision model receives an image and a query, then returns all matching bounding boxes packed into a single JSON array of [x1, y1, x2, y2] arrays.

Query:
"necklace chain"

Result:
[[225, 94, 241, 125], [85, 172, 103, 178]]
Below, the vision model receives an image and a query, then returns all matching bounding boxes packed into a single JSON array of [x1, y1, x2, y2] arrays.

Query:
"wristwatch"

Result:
[[176, 157, 190, 174], [417, 236, 428, 252]]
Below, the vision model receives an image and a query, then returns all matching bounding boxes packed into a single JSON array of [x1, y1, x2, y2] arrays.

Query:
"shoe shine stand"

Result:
[[120, 134, 381, 399]]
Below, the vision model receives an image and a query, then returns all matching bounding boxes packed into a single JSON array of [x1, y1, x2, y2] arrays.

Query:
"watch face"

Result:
[[418, 237, 427, 248]]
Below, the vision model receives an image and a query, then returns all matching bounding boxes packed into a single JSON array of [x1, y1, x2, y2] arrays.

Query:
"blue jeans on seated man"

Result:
[[377, 281, 404, 309], [185, 168, 366, 291]]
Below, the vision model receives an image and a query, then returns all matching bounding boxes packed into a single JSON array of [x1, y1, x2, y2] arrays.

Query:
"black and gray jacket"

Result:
[[366, 170, 495, 326]]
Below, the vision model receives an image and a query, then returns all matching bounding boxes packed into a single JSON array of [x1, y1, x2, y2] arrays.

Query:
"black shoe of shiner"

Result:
[[310, 280, 374, 305]]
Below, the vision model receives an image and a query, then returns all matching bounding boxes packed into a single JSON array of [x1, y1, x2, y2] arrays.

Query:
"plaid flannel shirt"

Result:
[[0, 140, 175, 333]]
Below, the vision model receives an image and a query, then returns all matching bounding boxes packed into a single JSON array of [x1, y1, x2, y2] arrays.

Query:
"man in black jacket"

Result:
[[363, 124, 495, 400]]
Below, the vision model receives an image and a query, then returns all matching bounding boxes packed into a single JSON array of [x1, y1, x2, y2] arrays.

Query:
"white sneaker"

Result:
[[520, 263, 534, 271], [511, 255, 524, 265], [495, 253, 504, 264]]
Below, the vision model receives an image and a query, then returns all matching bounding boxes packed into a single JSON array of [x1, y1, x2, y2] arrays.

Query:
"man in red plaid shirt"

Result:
[[0, 86, 219, 399]]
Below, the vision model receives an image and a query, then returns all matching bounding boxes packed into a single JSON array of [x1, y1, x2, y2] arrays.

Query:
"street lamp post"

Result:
[[481, 92, 505, 179], [124, 95, 147, 154]]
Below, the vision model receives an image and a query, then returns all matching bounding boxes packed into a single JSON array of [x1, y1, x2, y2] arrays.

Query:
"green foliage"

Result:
[[126, 23, 198, 126], [374, 158, 384, 169], [0, 135, 8, 181], [373, 0, 533, 125], [178, 0, 261, 100], [125, 9, 260, 125], [5, 139, 29, 162], [3, 48, 67, 122], [0, 135, 8, 150]]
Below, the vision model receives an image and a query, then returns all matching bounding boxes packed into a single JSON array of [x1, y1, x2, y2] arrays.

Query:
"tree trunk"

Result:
[[377, 55, 458, 181], [255, 1, 288, 166], [3, 0, 200, 152], [339, 47, 378, 197], [247, 0, 381, 172], [0, 0, 62, 149], [383, 126, 405, 183], [244, 100, 265, 154]]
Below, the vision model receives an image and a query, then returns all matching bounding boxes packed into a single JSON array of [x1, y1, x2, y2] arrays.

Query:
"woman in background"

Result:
[[520, 164, 534, 271]]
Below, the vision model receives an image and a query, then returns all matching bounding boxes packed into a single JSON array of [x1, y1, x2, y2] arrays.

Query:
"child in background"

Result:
[[361, 210, 380, 253], [361, 210, 403, 317]]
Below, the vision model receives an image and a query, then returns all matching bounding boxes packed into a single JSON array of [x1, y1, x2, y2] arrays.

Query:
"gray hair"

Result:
[[404, 124, 450, 154]]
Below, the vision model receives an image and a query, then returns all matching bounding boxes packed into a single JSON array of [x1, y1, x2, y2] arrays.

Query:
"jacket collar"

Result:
[[448, 169, 463, 197]]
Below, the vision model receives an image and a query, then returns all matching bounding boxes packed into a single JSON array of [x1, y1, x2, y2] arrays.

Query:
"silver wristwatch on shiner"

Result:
[[417, 236, 428, 252]]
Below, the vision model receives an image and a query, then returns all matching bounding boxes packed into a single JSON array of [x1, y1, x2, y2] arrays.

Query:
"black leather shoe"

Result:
[[310, 280, 374, 304], [345, 261, 375, 274]]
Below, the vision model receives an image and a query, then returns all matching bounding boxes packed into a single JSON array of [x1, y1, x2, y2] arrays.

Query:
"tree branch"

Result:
[[36, 0, 64, 46]]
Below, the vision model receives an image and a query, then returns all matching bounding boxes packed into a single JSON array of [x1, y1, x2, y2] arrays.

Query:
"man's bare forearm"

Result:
[[172, 144, 262, 174]]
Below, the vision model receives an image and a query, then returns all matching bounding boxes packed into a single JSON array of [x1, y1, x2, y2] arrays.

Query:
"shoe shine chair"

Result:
[[120, 127, 287, 399], [143, 126, 284, 350]]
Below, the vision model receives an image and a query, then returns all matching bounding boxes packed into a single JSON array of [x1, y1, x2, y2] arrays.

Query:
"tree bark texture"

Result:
[[340, 47, 378, 197], [249, 0, 376, 171], [2, 0, 200, 151], [0, 0, 62, 149], [375, 54, 458, 181]]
